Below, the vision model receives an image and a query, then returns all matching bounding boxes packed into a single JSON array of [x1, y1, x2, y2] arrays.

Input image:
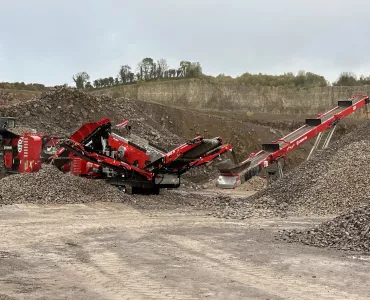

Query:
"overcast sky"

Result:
[[0, 0, 369, 85]]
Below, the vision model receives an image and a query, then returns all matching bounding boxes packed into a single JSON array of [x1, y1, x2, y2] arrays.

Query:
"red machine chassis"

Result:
[[50, 117, 232, 192]]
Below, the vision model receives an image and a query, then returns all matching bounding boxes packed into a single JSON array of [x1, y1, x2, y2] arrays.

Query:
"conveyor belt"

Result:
[[217, 94, 369, 189]]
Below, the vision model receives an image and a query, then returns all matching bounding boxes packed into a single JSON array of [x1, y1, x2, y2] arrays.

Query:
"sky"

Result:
[[0, 0, 369, 86]]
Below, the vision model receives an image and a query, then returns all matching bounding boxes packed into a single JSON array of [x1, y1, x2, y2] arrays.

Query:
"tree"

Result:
[[150, 62, 157, 79], [93, 79, 100, 88], [128, 72, 135, 83], [85, 81, 93, 89], [114, 77, 119, 85], [359, 75, 370, 85], [119, 65, 131, 83], [73, 72, 90, 89], [103, 78, 110, 87], [108, 77, 114, 86], [333, 72, 358, 86], [157, 59, 169, 78], [136, 72, 142, 82], [168, 69, 176, 78], [176, 68, 182, 77], [186, 62, 202, 78], [138, 57, 154, 80], [180, 61, 191, 77]]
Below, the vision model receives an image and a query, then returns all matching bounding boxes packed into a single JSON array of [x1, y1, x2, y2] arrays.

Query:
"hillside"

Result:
[[91, 79, 370, 116]]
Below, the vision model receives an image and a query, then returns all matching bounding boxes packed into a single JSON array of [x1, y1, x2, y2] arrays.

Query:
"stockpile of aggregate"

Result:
[[0, 165, 127, 205], [0, 87, 230, 191], [0, 91, 15, 106], [0, 91, 37, 108], [0, 294, 16, 300], [197, 121, 370, 219], [0, 86, 183, 150], [280, 204, 370, 252]]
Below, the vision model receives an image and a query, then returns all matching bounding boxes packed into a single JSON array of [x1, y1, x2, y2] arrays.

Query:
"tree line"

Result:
[[0, 81, 46, 91], [73, 58, 203, 89], [73, 60, 370, 90], [332, 72, 370, 86], [214, 71, 370, 88], [214, 71, 328, 88], [1, 68, 370, 92]]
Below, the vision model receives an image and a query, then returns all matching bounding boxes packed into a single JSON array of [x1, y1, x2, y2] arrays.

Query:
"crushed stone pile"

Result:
[[0, 91, 15, 106], [116, 98, 183, 150], [0, 164, 127, 205], [0, 294, 16, 300], [280, 204, 370, 252], [196, 121, 370, 219], [0, 86, 182, 150], [0, 87, 229, 190]]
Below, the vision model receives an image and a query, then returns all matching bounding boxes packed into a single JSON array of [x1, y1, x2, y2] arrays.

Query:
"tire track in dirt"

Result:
[[59, 250, 198, 300], [165, 235, 368, 300]]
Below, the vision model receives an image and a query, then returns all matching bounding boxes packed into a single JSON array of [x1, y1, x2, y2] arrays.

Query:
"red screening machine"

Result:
[[50, 118, 232, 194]]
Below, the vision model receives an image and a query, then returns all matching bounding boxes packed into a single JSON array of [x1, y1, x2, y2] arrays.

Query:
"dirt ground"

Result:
[[133, 100, 366, 171], [0, 200, 369, 300]]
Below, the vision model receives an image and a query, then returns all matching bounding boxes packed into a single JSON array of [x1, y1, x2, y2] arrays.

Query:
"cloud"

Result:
[[1, 0, 370, 84]]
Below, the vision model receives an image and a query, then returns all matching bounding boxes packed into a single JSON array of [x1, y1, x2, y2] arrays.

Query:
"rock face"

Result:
[[280, 204, 370, 253]]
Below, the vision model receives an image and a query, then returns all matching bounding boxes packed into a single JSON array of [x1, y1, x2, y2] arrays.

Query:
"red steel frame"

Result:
[[58, 125, 232, 183], [267, 94, 369, 163], [220, 93, 369, 180]]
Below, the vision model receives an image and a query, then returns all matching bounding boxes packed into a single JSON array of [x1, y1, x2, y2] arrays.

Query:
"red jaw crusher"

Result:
[[50, 117, 233, 194]]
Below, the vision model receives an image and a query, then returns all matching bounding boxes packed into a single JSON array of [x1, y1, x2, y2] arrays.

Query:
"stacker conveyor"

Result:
[[217, 94, 370, 188]]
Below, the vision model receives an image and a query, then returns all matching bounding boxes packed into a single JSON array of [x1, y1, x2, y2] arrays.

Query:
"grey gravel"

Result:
[[196, 121, 370, 219], [0, 165, 128, 205], [0, 86, 183, 150], [279, 204, 370, 253], [0, 294, 16, 300]]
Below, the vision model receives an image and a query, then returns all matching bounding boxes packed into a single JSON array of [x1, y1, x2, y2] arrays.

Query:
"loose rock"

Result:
[[0, 165, 128, 205], [280, 204, 370, 252]]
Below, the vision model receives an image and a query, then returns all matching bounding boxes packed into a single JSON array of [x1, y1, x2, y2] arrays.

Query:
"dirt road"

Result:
[[0, 202, 369, 300]]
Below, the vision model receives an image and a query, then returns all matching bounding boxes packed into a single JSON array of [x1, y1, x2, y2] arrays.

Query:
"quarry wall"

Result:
[[93, 80, 370, 116]]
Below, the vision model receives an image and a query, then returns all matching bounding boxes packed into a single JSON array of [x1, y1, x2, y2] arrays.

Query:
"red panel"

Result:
[[69, 118, 110, 142], [107, 135, 150, 168]]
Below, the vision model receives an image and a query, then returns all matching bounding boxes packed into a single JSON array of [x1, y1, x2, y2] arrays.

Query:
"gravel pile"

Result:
[[196, 122, 370, 219], [280, 204, 370, 252], [0, 91, 35, 108], [0, 91, 15, 106], [115, 98, 183, 150], [0, 87, 230, 201], [0, 87, 182, 150], [0, 294, 16, 300], [0, 165, 127, 205]]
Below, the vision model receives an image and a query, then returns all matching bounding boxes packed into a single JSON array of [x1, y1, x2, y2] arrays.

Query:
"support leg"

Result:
[[266, 171, 273, 186], [307, 132, 323, 161], [322, 125, 337, 149], [265, 161, 283, 186], [277, 161, 283, 179]]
